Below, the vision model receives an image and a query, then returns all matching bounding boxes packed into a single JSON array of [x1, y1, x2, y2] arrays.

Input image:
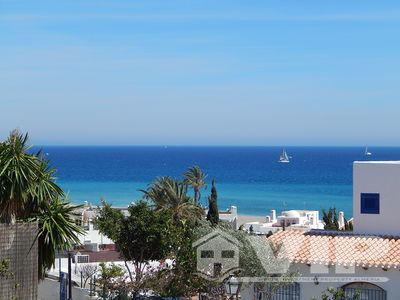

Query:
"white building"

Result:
[[353, 161, 400, 235], [217, 206, 238, 229], [243, 161, 400, 300], [243, 209, 324, 234]]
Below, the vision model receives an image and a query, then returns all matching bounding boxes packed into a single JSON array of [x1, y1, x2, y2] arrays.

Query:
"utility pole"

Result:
[[68, 252, 72, 300]]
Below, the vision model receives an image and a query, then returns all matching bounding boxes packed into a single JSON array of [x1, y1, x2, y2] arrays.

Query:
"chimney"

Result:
[[338, 211, 345, 229], [270, 210, 277, 222]]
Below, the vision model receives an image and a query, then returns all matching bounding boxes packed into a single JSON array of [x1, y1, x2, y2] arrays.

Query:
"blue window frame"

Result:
[[361, 193, 380, 214]]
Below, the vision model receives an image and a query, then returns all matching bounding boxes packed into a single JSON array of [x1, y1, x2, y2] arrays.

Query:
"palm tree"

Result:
[[183, 166, 207, 204], [0, 130, 84, 278], [141, 176, 204, 222]]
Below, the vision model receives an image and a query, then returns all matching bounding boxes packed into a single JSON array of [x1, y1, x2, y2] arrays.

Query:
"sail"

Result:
[[279, 149, 290, 162], [283, 150, 289, 160]]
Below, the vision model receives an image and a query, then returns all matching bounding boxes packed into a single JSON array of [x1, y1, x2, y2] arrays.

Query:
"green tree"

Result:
[[183, 165, 208, 204], [322, 208, 339, 230], [0, 259, 13, 280], [148, 220, 209, 298], [206, 178, 219, 225], [344, 216, 353, 231], [322, 207, 352, 231], [95, 200, 173, 284], [98, 262, 126, 299], [0, 130, 83, 278], [194, 221, 298, 298], [311, 286, 360, 300], [141, 176, 204, 223]]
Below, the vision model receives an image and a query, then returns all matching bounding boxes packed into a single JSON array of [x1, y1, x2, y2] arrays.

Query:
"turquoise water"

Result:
[[38, 146, 400, 217]]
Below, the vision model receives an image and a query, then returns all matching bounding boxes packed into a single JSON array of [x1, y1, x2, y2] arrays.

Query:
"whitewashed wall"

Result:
[[353, 161, 400, 235], [241, 263, 399, 300]]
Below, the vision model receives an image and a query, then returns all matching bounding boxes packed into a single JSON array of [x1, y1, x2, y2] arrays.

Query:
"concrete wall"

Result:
[[353, 161, 400, 235], [0, 222, 38, 300], [38, 278, 93, 300]]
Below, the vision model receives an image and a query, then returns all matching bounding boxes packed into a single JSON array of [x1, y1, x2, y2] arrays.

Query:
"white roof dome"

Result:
[[283, 210, 301, 218]]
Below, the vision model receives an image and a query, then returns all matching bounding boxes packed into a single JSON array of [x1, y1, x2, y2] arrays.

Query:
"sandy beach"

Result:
[[237, 214, 266, 226]]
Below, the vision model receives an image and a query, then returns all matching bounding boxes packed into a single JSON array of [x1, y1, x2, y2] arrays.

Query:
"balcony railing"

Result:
[[256, 283, 300, 300]]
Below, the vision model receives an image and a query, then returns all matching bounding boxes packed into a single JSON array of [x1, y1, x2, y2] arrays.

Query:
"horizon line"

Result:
[[35, 144, 400, 148]]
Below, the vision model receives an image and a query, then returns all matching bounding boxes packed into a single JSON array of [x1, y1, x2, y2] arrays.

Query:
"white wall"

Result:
[[353, 161, 400, 235], [241, 263, 399, 300], [294, 264, 397, 300]]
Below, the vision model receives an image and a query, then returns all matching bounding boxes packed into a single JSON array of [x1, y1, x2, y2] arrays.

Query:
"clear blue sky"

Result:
[[1, 0, 400, 145]]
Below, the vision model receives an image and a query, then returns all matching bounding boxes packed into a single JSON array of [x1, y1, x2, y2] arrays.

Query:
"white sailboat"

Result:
[[365, 147, 372, 156], [279, 149, 290, 163]]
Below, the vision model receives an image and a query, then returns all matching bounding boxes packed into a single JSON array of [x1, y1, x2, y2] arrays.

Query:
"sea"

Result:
[[37, 146, 400, 218]]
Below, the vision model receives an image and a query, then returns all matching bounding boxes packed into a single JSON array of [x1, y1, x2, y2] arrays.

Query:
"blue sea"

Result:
[[38, 146, 400, 218]]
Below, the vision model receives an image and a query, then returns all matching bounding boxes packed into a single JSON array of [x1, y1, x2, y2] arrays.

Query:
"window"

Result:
[[76, 255, 89, 263], [256, 283, 300, 300], [201, 250, 214, 258], [221, 250, 235, 258], [361, 193, 380, 214]]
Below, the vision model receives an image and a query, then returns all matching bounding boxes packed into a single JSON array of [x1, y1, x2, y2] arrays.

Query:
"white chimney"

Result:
[[338, 211, 345, 229], [270, 210, 277, 222], [230, 206, 238, 216]]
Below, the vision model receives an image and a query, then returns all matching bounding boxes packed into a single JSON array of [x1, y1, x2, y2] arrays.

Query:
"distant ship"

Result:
[[279, 149, 290, 163], [365, 147, 372, 156]]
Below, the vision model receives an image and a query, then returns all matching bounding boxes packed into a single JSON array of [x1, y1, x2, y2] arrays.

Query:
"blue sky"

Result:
[[1, 0, 400, 145]]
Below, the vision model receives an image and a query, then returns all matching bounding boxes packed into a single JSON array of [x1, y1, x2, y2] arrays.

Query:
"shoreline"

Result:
[[237, 214, 266, 226]]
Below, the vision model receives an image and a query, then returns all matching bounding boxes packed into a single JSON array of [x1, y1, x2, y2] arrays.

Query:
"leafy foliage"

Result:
[[0, 259, 13, 280], [312, 286, 360, 300], [98, 263, 127, 299], [141, 176, 204, 223], [322, 207, 352, 231], [0, 130, 83, 278], [0, 130, 63, 222], [95, 200, 173, 283], [194, 221, 297, 297], [147, 220, 209, 297], [322, 207, 340, 230], [183, 165, 208, 204], [206, 178, 219, 225]]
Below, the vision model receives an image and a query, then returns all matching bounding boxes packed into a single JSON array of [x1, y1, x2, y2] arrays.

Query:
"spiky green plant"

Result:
[[36, 198, 83, 276], [141, 176, 204, 223], [0, 129, 84, 278]]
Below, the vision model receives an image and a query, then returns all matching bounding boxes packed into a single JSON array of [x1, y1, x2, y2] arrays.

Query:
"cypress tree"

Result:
[[206, 178, 219, 225]]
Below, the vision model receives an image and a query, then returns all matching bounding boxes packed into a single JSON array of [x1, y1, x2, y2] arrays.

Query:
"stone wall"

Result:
[[0, 222, 38, 300]]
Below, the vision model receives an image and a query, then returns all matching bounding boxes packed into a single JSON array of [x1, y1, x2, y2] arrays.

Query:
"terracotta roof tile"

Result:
[[269, 230, 400, 269]]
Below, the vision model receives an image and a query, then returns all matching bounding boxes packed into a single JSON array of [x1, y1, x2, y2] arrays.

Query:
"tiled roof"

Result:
[[73, 249, 123, 263], [269, 229, 400, 269]]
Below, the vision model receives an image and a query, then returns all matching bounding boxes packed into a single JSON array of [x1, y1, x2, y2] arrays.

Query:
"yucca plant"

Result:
[[0, 129, 84, 278]]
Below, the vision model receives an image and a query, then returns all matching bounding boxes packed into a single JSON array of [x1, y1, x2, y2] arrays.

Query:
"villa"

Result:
[[243, 209, 325, 234], [242, 161, 400, 300]]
